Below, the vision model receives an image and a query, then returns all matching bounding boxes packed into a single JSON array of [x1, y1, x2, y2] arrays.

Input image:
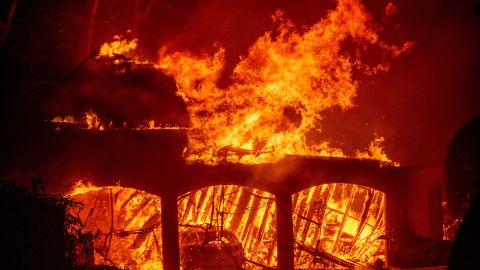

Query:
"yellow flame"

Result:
[[158, 0, 408, 165], [355, 136, 399, 166], [293, 184, 386, 268], [178, 185, 277, 268], [98, 35, 138, 58], [53, 0, 411, 166], [69, 179, 102, 196], [50, 112, 183, 131], [85, 111, 103, 130], [69, 181, 163, 270]]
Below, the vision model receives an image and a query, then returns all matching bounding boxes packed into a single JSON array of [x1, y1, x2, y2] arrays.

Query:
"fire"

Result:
[[69, 181, 163, 270], [98, 34, 138, 58], [69, 182, 278, 269], [43, 0, 417, 268], [51, 0, 411, 166], [50, 111, 183, 131], [177, 185, 277, 269], [69, 179, 102, 196], [50, 115, 76, 124], [69, 181, 386, 269], [355, 136, 399, 166], [293, 184, 386, 268], [50, 111, 104, 129], [85, 111, 103, 130], [157, 0, 411, 165]]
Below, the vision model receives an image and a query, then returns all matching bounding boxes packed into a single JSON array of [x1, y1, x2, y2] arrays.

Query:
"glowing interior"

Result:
[[70, 183, 386, 269], [177, 185, 277, 269], [71, 186, 163, 270], [292, 183, 386, 269]]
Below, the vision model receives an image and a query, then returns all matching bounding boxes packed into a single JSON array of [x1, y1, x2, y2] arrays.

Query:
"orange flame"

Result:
[[178, 185, 277, 268], [293, 184, 386, 268], [69, 179, 102, 196], [69, 181, 163, 270], [50, 112, 183, 131], [52, 0, 411, 166], [70, 181, 386, 269], [98, 35, 138, 58], [355, 136, 399, 166], [158, 0, 410, 165]]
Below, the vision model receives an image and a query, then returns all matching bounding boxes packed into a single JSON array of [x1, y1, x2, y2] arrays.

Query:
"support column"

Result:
[[276, 192, 294, 270], [161, 193, 180, 270]]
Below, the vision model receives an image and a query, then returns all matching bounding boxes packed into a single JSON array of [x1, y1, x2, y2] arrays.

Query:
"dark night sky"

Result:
[[1, 0, 479, 168]]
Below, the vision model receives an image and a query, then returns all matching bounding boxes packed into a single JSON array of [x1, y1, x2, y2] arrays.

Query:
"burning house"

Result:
[[1, 0, 479, 269], [0, 124, 449, 269]]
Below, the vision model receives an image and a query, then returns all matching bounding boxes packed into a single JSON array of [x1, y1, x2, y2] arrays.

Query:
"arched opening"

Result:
[[70, 183, 163, 269], [292, 183, 386, 269], [177, 185, 277, 269]]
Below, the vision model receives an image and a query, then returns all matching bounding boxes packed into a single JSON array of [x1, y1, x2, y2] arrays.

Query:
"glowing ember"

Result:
[[50, 111, 104, 130], [50, 111, 183, 131], [157, 0, 410, 165], [69, 181, 163, 270], [292, 184, 386, 268], [177, 185, 277, 269]]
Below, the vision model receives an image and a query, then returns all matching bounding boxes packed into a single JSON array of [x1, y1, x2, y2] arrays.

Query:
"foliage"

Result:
[[0, 178, 93, 269]]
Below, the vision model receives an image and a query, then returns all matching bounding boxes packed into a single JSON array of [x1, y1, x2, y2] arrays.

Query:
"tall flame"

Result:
[[158, 0, 410, 165], [52, 0, 410, 165]]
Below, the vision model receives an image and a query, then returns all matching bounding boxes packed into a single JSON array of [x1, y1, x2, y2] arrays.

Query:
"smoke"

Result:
[[44, 56, 190, 127], [352, 0, 480, 166]]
